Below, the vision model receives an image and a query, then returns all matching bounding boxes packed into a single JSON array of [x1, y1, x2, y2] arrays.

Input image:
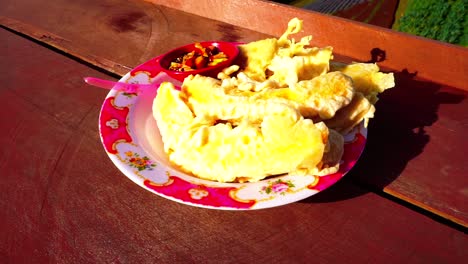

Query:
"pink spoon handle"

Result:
[[84, 77, 155, 93]]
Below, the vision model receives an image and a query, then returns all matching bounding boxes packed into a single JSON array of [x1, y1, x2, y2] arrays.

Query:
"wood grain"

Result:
[[1, 0, 467, 226], [147, 0, 468, 90], [324, 0, 399, 28], [0, 0, 270, 73], [351, 79, 468, 226], [0, 16, 131, 77], [1, 29, 467, 263]]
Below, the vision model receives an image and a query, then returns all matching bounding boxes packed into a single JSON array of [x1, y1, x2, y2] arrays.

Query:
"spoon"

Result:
[[83, 77, 156, 93], [84, 75, 182, 94]]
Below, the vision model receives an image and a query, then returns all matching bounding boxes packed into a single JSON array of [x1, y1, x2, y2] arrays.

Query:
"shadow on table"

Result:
[[302, 58, 466, 203]]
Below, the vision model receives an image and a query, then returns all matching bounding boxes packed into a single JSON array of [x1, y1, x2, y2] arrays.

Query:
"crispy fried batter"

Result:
[[153, 18, 395, 182]]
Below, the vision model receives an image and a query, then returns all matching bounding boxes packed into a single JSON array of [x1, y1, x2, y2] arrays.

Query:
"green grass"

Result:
[[393, 0, 468, 46]]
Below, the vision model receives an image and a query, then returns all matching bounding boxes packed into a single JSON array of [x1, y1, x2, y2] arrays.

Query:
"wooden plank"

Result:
[[331, 0, 399, 28], [0, 16, 131, 77], [1, 0, 467, 226], [147, 0, 468, 90], [351, 79, 468, 226], [0, 0, 270, 74], [1, 29, 467, 263], [299, 0, 399, 29], [2, 0, 467, 89]]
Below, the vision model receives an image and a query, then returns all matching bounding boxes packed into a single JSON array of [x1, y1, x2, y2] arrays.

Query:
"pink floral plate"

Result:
[[99, 55, 367, 210]]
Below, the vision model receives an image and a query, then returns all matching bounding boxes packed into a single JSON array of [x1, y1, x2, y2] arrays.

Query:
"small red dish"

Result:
[[155, 41, 239, 82]]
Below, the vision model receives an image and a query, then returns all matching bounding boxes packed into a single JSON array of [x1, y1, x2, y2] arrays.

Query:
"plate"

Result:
[[99, 55, 367, 210]]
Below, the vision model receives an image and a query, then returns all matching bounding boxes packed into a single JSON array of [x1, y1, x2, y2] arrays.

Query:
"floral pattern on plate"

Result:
[[261, 179, 295, 195], [144, 176, 256, 209], [124, 151, 156, 171], [99, 53, 367, 210]]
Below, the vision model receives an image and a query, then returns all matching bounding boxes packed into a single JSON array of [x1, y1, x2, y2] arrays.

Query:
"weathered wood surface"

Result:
[[148, 0, 468, 90], [352, 79, 468, 226], [1, 0, 467, 226], [1, 29, 467, 263], [2, 0, 467, 89], [0, 0, 269, 75], [331, 0, 399, 28]]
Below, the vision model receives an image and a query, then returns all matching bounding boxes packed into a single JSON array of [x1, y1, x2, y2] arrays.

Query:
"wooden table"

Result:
[[1, 0, 467, 263]]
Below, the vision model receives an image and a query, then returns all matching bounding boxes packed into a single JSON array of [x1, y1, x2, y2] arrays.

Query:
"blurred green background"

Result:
[[272, 0, 467, 47]]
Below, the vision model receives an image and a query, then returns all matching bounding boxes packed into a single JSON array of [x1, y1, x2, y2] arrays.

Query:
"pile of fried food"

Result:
[[153, 18, 395, 183]]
